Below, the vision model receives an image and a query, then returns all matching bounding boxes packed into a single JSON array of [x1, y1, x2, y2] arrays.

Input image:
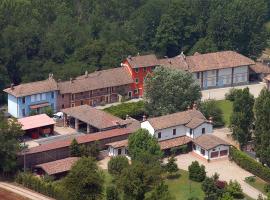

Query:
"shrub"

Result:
[[108, 156, 129, 176], [166, 156, 179, 178], [199, 100, 225, 127], [15, 172, 65, 200], [188, 161, 206, 182], [225, 88, 241, 101], [230, 147, 270, 182], [226, 180, 244, 199], [264, 184, 270, 193], [104, 101, 145, 119], [106, 185, 120, 200], [245, 176, 255, 183]]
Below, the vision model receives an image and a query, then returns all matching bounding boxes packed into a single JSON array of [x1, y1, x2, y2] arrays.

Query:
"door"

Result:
[[220, 150, 228, 156], [210, 151, 219, 158]]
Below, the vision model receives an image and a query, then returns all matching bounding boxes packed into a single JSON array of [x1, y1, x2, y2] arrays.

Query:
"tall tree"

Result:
[[64, 157, 104, 200], [230, 88, 254, 149], [254, 88, 270, 166], [144, 67, 201, 117], [0, 112, 24, 173]]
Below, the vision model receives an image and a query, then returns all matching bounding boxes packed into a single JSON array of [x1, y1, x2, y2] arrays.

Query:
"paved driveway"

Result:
[[202, 82, 266, 100], [174, 153, 265, 199]]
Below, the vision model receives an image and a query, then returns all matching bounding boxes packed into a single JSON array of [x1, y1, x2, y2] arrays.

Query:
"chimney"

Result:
[[126, 114, 130, 120], [208, 116, 213, 124], [181, 51, 186, 60], [11, 83, 14, 90], [187, 105, 191, 110], [137, 52, 140, 56], [70, 77, 73, 83], [48, 73, 54, 80], [128, 55, 132, 60], [142, 114, 147, 122], [85, 70, 88, 78]]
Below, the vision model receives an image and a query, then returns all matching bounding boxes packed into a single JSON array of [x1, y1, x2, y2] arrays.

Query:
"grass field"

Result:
[[166, 169, 204, 200], [216, 100, 233, 126], [245, 176, 268, 195]]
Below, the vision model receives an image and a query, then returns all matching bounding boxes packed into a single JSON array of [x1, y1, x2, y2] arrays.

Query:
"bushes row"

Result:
[[15, 172, 65, 200], [230, 147, 270, 182], [104, 101, 145, 119]]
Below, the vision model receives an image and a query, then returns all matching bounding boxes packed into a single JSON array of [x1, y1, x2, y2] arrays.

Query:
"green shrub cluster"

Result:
[[15, 172, 65, 200], [188, 161, 206, 182], [104, 101, 145, 119], [230, 147, 270, 182], [225, 88, 242, 101]]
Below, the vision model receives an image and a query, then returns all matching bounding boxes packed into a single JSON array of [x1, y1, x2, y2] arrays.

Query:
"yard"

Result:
[[245, 176, 268, 195], [216, 100, 233, 126], [0, 188, 29, 200]]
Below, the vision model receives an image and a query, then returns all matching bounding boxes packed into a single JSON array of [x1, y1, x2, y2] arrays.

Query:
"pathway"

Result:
[[174, 153, 265, 199], [0, 182, 54, 200]]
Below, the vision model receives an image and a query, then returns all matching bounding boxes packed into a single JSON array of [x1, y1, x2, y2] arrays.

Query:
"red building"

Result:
[[122, 54, 159, 98]]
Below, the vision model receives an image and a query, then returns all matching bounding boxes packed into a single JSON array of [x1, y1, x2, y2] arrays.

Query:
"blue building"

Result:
[[4, 75, 58, 118]]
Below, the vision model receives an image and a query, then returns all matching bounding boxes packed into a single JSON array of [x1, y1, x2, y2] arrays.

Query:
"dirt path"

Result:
[[0, 182, 54, 200]]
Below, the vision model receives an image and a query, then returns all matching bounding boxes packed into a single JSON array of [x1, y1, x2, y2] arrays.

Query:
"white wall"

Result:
[[141, 121, 155, 135], [153, 125, 186, 141], [108, 146, 127, 157], [8, 94, 18, 118], [193, 144, 229, 160], [185, 123, 213, 139]]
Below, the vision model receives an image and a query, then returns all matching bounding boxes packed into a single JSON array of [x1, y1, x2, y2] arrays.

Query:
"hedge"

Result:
[[104, 101, 145, 119], [230, 147, 270, 183], [15, 172, 66, 200]]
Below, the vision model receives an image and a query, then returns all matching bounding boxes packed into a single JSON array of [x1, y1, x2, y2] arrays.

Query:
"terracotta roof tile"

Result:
[[106, 139, 128, 148], [185, 117, 207, 129], [58, 67, 133, 94], [62, 105, 126, 130], [147, 109, 207, 131], [126, 54, 159, 68], [193, 134, 230, 150], [25, 128, 132, 155], [35, 157, 79, 175], [159, 136, 192, 150], [158, 55, 189, 71], [250, 62, 270, 74], [18, 114, 55, 130], [4, 78, 58, 97], [186, 51, 255, 72]]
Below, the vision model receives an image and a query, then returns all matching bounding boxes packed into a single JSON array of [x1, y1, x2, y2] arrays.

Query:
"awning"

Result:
[[18, 114, 55, 130], [30, 102, 50, 109]]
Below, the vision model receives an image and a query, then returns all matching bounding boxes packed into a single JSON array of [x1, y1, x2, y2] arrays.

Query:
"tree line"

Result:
[[0, 0, 269, 104]]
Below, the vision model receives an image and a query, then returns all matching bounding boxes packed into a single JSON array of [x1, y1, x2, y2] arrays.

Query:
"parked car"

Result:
[[52, 112, 63, 121]]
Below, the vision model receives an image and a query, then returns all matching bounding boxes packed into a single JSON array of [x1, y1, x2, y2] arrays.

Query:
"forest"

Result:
[[0, 0, 269, 104]]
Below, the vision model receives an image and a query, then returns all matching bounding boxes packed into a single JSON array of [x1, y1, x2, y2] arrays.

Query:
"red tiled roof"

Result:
[[147, 109, 207, 131], [158, 55, 189, 71], [62, 105, 126, 130], [250, 62, 270, 74], [159, 136, 192, 150], [29, 102, 50, 109], [4, 78, 58, 97], [18, 114, 55, 131], [35, 157, 79, 175], [106, 139, 128, 148], [25, 128, 132, 155], [126, 54, 159, 68], [193, 134, 230, 150]]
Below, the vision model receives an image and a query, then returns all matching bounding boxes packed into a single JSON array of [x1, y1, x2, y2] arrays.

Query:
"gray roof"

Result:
[[193, 134, 230, 150]]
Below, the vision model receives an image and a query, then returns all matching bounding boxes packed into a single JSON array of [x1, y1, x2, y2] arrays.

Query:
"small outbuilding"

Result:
[[35, 157, 79, 179], [107, 139, 128, 156], [18, 114, 55, 139], [192, 134, 230, 160]]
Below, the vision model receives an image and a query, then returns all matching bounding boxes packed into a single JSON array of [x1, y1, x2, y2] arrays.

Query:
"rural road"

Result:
[[0, 182, 54, 200]]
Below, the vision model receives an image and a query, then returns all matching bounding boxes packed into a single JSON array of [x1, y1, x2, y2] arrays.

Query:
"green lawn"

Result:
[[216, 100, 233, 126], [245, 176, 268, 195]]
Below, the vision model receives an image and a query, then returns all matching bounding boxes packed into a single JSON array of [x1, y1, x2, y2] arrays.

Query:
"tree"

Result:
[[225, 180, 244, 199], [166, 156, 179, 177], [108, 156, 129, 177], [69, 139, 81, 157], [254, 88, 270, 166], [106, 185, 120, 200], [128, 128, 163, 162], [230, 88, 254, 149], [80, 141, 100, 159], [188, 161, 206, 182], [64, 157, 104, 200], [201, 177, 218, 200], [199, 100, 224, 127], [219, 192, 234, 200], [145, 181, 175, 200], [144, 67, 201, 117], [0, 112, 24, 173]]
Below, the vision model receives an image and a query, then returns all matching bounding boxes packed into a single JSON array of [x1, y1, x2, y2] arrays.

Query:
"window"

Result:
[[80, 92, 83, 95], [51, 103, 54, 109], [143, 67, 147, 72], [193, 144, 196, 150], [151, 66, 156, 71], [71, 94, 75, 101], [62, 104, 65, 109], [80, 100, 84, 105], [62, 94, 64, 98], [202, 128, 205, 134], [201, 149, 205, 155], [135, 68, 139, 73], [71, 103, 75, 107], [135, 78, 139, 83], [134, 89, 138, 94], [118, 148, 122, 155], [36, 94, 41, 101], [51, 92, 54, 99], [158, 132, 161, 139], [31, 95, 35, 102], [22, 109, 25, 117], [189, 128, 193, 135], [22, 97, 25, 104], [41, 93, 46, 100], [197, 72, 200, 79], [173, 129, 176, 135]]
